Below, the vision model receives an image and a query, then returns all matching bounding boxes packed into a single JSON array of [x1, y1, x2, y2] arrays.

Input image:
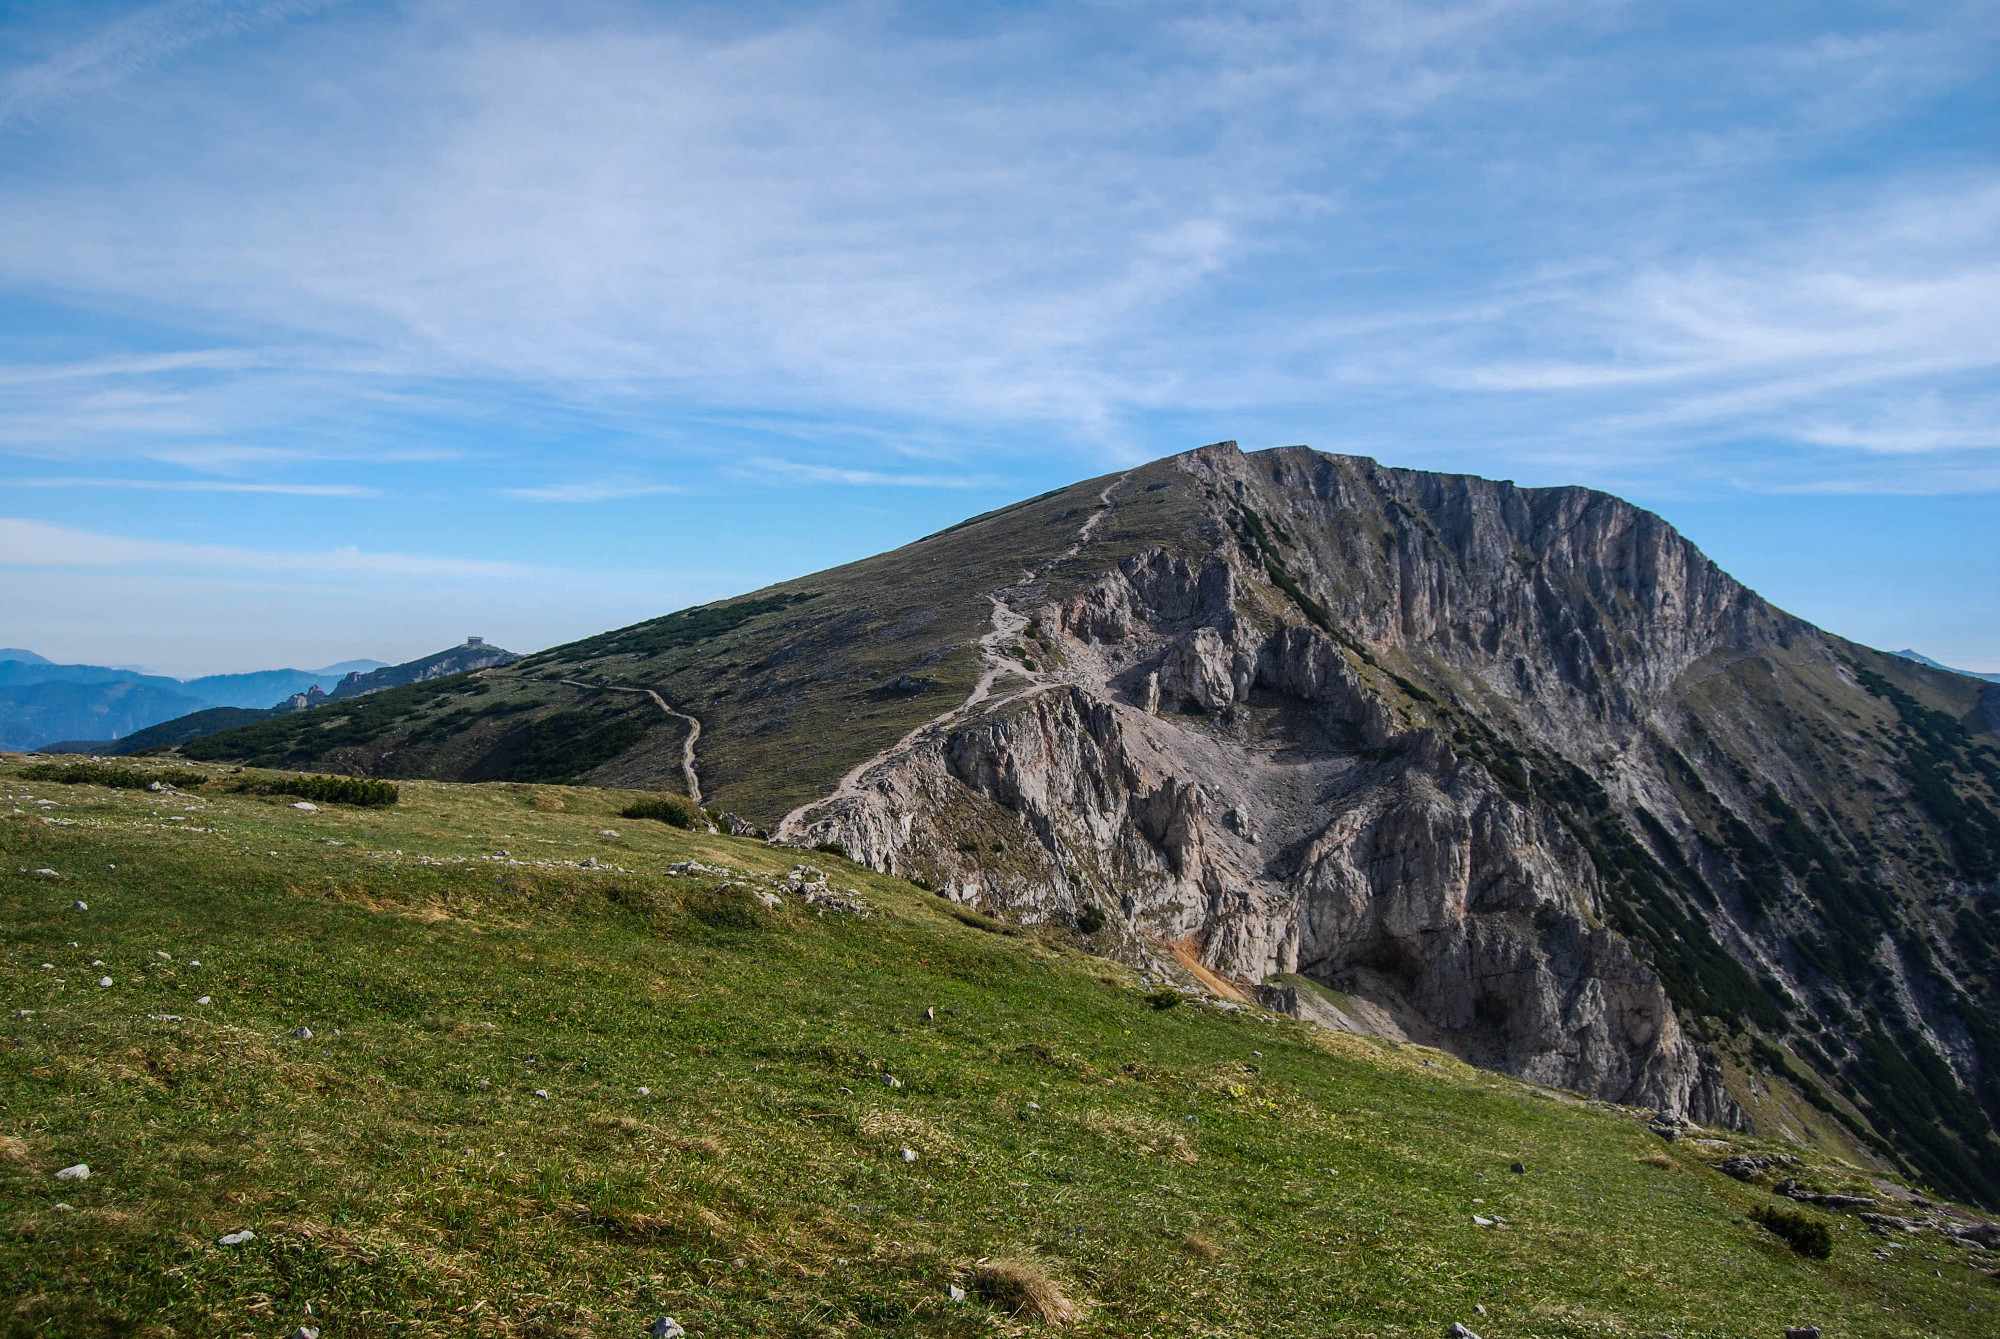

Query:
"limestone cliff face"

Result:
[[790, 445, 1767, 1124]]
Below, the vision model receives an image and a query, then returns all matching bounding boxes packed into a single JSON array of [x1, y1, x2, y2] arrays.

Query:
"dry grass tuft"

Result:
[[975, 1258, 1077, 1324], [1638, 1152, 1675, 1169], [0, 1135, 32, 1165], [531, 793, 566, 812], [1082, 1109, 1197, 1163], [1178, 1232, 1222, 1260]]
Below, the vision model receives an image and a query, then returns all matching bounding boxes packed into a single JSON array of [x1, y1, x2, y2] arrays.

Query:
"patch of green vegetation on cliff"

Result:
[[544, 592, 824, 666], [1854, 665, 2000, 881]]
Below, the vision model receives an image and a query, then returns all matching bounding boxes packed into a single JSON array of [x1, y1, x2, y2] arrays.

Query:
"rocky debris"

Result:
[[883, 1074, 903, 1089], [1509, 1162, 1525, 1175], [948, 1284, 966, 1303], [1648, 1111, 1692, 1141], [1784, 1328, 1822, 1339], [721, 812, 761, 837], [1713, 1155, 1792, 1182], [287, 1328, 321, 1339], [96, 977, 113, 989], [291, 802, 317, 811], [70, 901, 86, 911], [752, 889, 783, 909], [1448, 1324, 1483, 1339], [55, 1163, 89, 1182], [599, 829, 620, 837], [534, 1089, 551, 1100], [1862, 1212, 1935, 1235], [1944, 1220, 2000, 1250], [648, 1317, 685, 1338], [217, 1229, 256, 1246], [1773, 1178, 1877, 1209], [195, 996, 212, 1005], [34, 868, 59, 878], [154, 950, 170, 960], [292, 1026, 312, 1040], [901, 1148, 918, 1162]]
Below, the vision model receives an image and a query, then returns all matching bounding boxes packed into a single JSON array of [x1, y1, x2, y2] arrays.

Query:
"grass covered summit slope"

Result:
[[5, 758, 1999, 1337]]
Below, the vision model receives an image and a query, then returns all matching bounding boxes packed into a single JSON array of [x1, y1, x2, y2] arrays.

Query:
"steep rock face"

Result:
[[796, 522, 1741, 1121]]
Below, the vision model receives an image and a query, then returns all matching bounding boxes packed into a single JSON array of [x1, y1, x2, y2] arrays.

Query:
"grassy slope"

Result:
[[4, 758, 1997, 1338], [166, 460, 1205, 825]]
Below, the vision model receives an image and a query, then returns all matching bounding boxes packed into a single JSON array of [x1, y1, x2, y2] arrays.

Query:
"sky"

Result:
[[0, 0, 1995, 678]]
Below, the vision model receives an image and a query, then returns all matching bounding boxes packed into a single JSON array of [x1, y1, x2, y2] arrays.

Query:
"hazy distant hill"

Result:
[[1894, 648, 2000, 684], [0, 653, 386, 750], [0, 679, 213, 752]]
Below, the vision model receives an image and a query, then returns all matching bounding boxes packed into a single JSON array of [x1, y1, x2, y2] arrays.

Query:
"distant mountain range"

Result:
[[0, 650, 391, 752], [1892, 649, 2000, 683], [6, 639, 523, 754]]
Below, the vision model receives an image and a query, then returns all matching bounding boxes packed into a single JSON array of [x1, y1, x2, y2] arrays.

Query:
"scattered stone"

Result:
[[147, 781, 167, 793], [1784, 1328, 1822, 1339], [155, 951, 171, 960], [599, 829, 620, 837], [534, 1089, 550, 1100], [292, 1026, 312, 1041], [948, 1284, 967, 1302], [218, 1229, 256, 1246], [637, 1086, 651, 1096], [34, 868, 59, 878], [925, 1006, 936, 1021], [648, 1317, 685, 1338], [1474, 1304, 1487, 1315], [1472, 1215, 1495, 1228], [1027, 1101, 1041, 1110], [53, 1202, 72, 1212], [291, 802, 317, 811], [478, 1079, 491, 1088], [901, 1148, 918, 1163], [55, 1163, 89, 1182], [1774, 1178, 1877, 1209], [71, 901, 86, 911], [287, 1328, 322, 1339], [1714, 1156, 1764, 1182], [189, 961, 200, 967], [883, 1074, 903, 1089], [92, 959, 104, 967], [96, 977, 113, 989], [752, 889, 783, 909], [1509, 1161, 1525, 1174], [1448, 1324, 1483, 1339]]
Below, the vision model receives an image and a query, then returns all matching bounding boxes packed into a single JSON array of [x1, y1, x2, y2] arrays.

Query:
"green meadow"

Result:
[[2, 757, 1994, 1337]]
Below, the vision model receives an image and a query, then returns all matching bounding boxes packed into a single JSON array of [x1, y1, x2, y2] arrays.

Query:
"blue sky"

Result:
[[1, 0, 1995, 676]]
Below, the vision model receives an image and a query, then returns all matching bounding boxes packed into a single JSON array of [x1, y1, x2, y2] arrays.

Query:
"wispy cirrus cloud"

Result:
[[0, 517, 532, 579], [499, 481, 682, 503], [745, 458, 1002, 488], [6, 476, 378, 497], [0, 0, 345, 127]]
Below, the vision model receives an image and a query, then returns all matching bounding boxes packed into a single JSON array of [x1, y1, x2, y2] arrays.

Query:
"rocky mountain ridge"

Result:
[[174, 443, 2000, 1205]]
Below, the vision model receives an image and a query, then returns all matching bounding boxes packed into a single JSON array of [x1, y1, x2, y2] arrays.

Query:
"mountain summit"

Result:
[[181, 442, 2000, 1205]]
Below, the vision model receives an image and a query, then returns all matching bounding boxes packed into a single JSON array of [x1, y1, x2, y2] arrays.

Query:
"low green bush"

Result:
[[621, 794, 703, 828], [812, 840, 850, 860], [240, 773, 399, 807], [20, 762, 206, 790], [1750, 1205, 1833, 1259]]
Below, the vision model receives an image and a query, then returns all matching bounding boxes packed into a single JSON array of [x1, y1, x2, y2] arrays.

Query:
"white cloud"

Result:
[[6, 476, 378, 497], [0, 0, 344, 127], [0, 517, 532, 579], [499, 481, 682, 502]]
